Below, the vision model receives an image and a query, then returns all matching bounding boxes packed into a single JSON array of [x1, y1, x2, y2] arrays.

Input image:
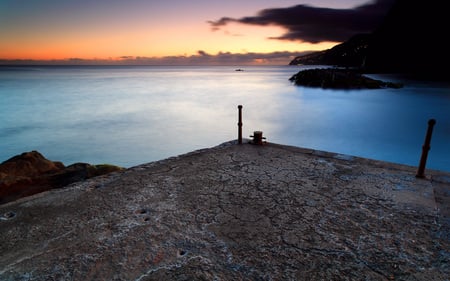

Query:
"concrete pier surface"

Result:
[[1, 140, 449, 280]]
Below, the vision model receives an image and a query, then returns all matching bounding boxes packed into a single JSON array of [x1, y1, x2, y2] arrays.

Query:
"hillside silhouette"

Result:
[[290, 0, 449, 80]]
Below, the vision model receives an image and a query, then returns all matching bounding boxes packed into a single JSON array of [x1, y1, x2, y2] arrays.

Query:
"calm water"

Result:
[[1, 65, 449, 172]]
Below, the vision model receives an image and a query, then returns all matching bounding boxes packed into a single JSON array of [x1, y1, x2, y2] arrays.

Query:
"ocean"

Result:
[[1, 65, 449, 172]]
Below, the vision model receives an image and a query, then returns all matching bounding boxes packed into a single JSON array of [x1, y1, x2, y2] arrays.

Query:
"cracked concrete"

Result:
[[0, 140, 449, 280]]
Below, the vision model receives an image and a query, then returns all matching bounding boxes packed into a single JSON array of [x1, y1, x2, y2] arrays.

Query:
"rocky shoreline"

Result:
[[0, 140, 449, 280], [289, 68, 403, 89], [0, 151, 123, 205]]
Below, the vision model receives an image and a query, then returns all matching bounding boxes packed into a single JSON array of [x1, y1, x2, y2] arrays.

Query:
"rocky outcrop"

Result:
[[0, 151, 123, 204], [0, 151, 65, 179], [289, 68, 403, 89]]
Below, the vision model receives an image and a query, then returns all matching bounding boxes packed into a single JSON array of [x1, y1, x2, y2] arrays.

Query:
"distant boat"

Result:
[[235, 68, 244, 71]]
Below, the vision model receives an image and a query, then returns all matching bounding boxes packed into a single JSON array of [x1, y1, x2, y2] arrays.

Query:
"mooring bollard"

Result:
[[250, 131, 266, 145], [238, 105, 243, 144], [416, 119, 436, 178]]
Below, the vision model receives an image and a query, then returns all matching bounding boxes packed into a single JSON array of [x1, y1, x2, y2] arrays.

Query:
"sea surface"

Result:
[[1, 65, 449, 172]]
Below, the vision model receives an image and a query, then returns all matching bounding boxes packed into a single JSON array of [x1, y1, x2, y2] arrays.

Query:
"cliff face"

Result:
[[290, 0, 450, 80], [365, 0, 449, 78], [289, 33, 371, 68]]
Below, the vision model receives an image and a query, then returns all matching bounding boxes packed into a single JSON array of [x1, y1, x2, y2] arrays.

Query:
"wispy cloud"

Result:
[[208, 0, 395, 43], [0, 51, 311, 66]]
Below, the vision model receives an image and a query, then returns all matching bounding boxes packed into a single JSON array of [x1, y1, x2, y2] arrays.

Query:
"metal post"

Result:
[[416, 119, 436, 178], [238, 105, 243, 144]]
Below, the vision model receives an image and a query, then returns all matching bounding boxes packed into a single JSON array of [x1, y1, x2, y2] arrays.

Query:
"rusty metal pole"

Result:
[[238, 105, 243, 144], [416, 119, 436, 178]]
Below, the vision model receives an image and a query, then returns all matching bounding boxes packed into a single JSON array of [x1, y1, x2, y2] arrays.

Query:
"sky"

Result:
[[0, 0, 395, 65]]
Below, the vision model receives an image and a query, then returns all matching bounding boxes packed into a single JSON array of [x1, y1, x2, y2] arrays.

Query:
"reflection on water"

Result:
[[0, 65, 449, 172]]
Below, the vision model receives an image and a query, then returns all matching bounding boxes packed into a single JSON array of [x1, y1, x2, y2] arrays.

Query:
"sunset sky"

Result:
[[0, 0, 395, 65]]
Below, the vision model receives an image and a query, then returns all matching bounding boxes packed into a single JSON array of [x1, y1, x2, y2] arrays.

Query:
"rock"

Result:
[[289, 68, 403, 89], [0, 151, 64, 180], [0, 151, 123, 204]]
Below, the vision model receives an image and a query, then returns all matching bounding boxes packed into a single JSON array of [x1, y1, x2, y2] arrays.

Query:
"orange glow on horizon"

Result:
[[0, 36, 338, 61], [1, 0, 389, 64], [0, 3, 340, 63]]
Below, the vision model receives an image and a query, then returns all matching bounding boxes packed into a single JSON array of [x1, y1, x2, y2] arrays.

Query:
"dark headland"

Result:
[[289, 0, 450, 82], [1, 140, 449, 280]]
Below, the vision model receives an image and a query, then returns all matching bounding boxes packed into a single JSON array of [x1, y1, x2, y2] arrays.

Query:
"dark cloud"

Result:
[[197, 50, 209, 56], [208, 0, 396, 43]]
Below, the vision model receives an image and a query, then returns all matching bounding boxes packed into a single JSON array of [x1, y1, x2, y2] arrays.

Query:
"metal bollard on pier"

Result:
[[250, 131, 266, 145], [416, 119, 436, 178], [238, 105, 243, 144]]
